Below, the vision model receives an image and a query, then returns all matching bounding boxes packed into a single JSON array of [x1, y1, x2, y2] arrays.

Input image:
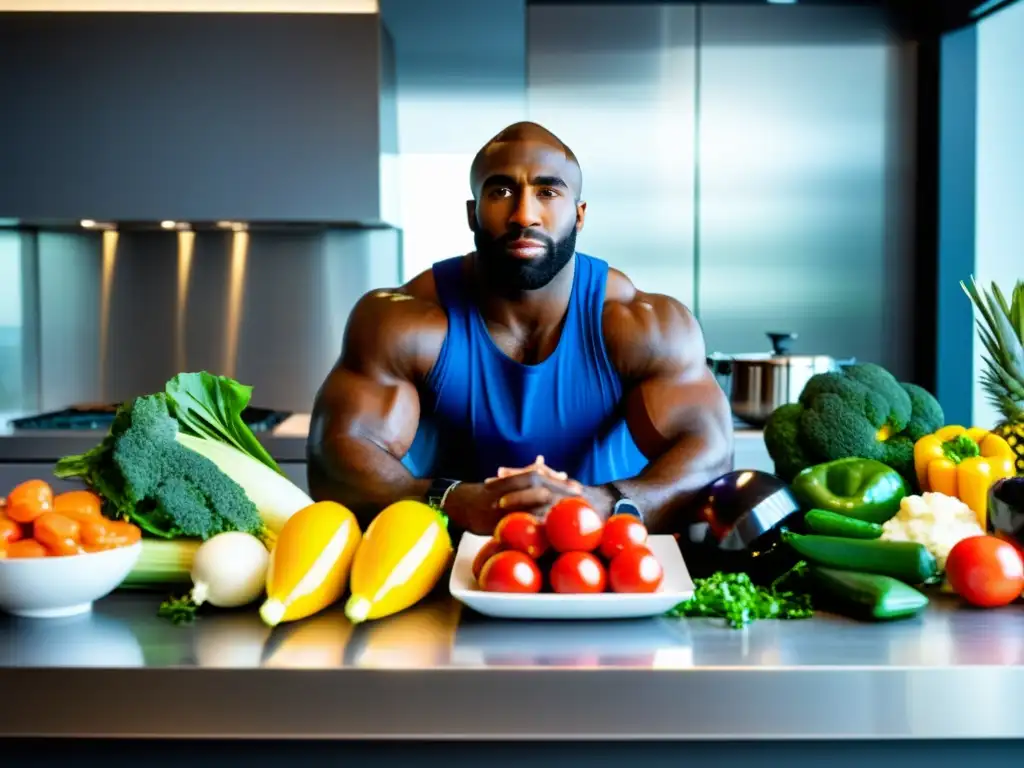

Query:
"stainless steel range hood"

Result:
[[0, 5, 397, 226]]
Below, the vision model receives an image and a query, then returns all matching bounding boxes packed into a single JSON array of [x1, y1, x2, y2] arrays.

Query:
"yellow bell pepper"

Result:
[[913, 425, 1017, 529]]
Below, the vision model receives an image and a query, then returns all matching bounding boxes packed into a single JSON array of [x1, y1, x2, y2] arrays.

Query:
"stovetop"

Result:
[[9, 405, 293, 433]]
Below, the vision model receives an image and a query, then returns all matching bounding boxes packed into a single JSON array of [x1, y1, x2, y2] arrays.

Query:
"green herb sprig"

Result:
[[668, 563, 814, 629], [158, 593, 199, 625]]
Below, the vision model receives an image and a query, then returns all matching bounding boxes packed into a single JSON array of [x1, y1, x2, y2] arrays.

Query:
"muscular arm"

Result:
[[599, 285, 734, 533], [306, 289, 442, 528]]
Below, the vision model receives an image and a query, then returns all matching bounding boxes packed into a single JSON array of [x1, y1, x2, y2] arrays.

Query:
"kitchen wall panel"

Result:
[[973, 0, 1024, 430], [381, 0, 528, 280], [35, 231, 105, 410], [0, 232, 26, 411], [527, 4, 698, 308], [0, 12, 394, 224], [697, 5, 917, 378], [29, 228, 400, 413]]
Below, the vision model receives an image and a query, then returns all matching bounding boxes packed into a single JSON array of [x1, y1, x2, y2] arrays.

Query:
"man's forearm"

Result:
[[600, 430, 734, 533], [306, 435, 430, 527]]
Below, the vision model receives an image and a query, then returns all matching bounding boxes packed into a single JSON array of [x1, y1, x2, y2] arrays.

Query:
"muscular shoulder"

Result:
[[601, 268, 706, 382], [341, 268, 448, 383]]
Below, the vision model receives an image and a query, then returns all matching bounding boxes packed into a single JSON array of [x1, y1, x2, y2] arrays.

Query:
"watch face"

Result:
[[613, 499, 643, 520]]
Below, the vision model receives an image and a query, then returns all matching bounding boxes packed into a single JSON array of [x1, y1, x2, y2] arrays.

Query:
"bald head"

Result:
[[470, 121, 583, 200], [466, 121, 587, 293]]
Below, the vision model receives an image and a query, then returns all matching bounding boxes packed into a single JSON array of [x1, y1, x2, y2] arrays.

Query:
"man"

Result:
[[307, 121, 733, 535]]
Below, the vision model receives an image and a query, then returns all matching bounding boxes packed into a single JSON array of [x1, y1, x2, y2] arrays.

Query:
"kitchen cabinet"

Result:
[[0, 12, 397, 225]]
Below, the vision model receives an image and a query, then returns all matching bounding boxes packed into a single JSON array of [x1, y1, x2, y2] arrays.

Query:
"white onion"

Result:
[[190, 532, 270, 609]]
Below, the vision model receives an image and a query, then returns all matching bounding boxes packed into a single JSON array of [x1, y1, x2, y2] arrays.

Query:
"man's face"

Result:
[[468, 141, 586, 292]]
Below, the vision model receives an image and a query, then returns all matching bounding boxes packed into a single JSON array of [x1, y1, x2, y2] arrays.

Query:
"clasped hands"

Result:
[[446, 455, 611, 536]]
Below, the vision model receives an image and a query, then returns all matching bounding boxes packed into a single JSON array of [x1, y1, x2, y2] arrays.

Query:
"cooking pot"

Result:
[[707, 332, 854, 428]]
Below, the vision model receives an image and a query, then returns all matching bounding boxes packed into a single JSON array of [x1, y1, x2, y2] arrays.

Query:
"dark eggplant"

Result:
[[676, 469, 803, 584], [989, 476, 1024, 547]]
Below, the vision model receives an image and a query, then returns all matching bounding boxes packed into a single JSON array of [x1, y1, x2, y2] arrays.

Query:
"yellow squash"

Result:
[[913, 425, 1017, 529], [259, 501, 362, 627], [344, 500, 453, 624]]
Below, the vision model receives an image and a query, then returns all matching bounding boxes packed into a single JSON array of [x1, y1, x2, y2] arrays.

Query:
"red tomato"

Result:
[[549, 551, 607, 594], [495, 512, 548, 559], [609, 546, 664, 593], [479, 550, 543, 594], [946, 535, 1024, 608], [472, 538, 505, 582], [599, 514, 648, 560], [544, 497, 604, 553]]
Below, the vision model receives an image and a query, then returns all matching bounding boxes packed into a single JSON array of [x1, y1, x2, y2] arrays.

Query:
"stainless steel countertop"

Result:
[[0, 412, 311, 462], [0, 412, 764, 464], [2, 591, 1023, 740]]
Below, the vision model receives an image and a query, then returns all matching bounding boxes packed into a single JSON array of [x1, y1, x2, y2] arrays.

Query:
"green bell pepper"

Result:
[[789, 457, 907, 525]]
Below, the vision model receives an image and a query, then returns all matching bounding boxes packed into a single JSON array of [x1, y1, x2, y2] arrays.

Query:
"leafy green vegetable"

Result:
[[55, 393, 267, 541], [668, 565, 814, 629], [165, 372, 283, 475], [763, 362, 945, 484], [158, 594, 199, 625]]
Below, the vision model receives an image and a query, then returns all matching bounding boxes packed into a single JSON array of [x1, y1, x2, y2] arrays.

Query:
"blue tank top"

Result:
[[401, 252, 649, 486]]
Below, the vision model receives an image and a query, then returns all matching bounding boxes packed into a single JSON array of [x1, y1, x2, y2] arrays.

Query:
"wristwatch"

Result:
[[426, 477, 461, 510], [607, 482, 643, 523]]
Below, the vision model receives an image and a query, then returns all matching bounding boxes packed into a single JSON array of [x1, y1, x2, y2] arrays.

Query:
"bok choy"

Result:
[[54, 371, 314, 585]]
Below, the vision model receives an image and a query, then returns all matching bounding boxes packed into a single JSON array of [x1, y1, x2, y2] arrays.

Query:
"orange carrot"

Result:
[[6, 480, 54, 524], [80, 519, 140, 552], [106, 521, 142, 547], [53, 490, 103, 522], [79, 519, 110, 549], [0, 518, 21, 545], [33, 512, 82, 556], [6, 539, 49, 558]]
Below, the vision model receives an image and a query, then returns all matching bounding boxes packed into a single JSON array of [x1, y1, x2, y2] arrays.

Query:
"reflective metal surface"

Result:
[[697, 5, 918, 381], [20, 227, 400, 414], [525, 4, 917, 383], [2, 592, 1024, 739], [973, 0, 1024, 430], [710, 332, 847, 426], [527, 4, 698, 308]]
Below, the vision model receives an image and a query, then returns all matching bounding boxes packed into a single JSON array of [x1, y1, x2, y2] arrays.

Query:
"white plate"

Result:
[[449, 534, 695, 620]]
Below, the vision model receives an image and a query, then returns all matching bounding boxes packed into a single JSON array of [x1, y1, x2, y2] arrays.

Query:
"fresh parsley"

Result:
[[158, 593, 199, 625], [668, 564, 814, 629]]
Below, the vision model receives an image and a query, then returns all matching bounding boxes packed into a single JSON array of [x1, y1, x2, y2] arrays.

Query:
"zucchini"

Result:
[[781, 530, 938, 584], [808, 566, 929, 622], [804, 509, 883, 539]]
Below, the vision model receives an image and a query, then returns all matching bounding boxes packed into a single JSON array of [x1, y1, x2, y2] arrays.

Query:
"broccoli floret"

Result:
[[763, 364, 945, 485], [56, 394, 265, 540], [901, 382, 945, 441], [881, 435, 916, 478], [842, 363, 913, 431], [763, 403, 813, 483], [799, 392, 888, 463], [799, 369, 892, 431]]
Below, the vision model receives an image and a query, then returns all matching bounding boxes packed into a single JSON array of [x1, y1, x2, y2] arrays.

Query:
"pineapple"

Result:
[[962, 276, 1024, 474]]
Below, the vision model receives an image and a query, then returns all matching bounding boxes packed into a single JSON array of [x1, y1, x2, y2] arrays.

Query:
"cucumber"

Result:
[[781, 530, 938, 584], [808, 566, 929, 621], [804, 509, 883, 539]]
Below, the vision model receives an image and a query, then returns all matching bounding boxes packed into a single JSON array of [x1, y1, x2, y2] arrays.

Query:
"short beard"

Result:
[[474, 226, 577, 293]]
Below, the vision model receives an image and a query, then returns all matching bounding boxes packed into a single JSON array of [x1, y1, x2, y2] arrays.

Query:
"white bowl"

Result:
[[0, 542, 142, 618]]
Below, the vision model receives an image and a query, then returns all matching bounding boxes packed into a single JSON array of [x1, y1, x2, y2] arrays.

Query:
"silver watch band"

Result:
[[438, 480, 461, 510]]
